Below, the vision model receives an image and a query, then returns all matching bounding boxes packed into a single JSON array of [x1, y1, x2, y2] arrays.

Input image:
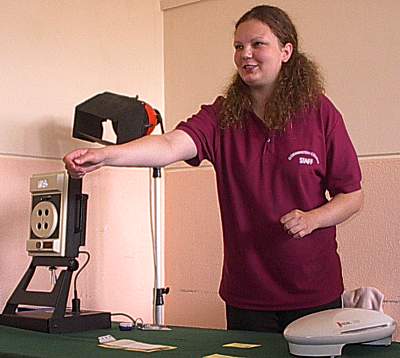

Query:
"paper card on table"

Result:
[[97, 334, 116, 344], [138, 323, 172, 331], [223, 342, 261, 349], [203, 354, 245, 358], [99, 339, 176, 352]]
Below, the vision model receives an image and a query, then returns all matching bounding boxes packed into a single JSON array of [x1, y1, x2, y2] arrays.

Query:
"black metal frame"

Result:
[[0, 175, 111, 333]]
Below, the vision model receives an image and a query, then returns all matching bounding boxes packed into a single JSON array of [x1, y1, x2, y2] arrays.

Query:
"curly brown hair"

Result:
[[221, 5, 324, 131]]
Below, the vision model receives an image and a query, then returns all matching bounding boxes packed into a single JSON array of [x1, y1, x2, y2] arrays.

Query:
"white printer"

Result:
[[284, 308, 396, 357]]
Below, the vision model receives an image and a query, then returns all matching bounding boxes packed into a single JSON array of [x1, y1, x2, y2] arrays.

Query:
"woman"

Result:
[[64, 5, 363, 333]]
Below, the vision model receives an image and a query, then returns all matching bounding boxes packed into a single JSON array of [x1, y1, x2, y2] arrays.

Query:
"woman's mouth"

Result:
[[243, 64, 258, 72]]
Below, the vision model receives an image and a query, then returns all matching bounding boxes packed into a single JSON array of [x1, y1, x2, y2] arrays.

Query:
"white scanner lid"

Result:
[[284, 308, 396, 345]]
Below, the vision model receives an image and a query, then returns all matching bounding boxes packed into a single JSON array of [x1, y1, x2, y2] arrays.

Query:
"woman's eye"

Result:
[[234, 44, 243, 50], [253, 41, 265, 47]]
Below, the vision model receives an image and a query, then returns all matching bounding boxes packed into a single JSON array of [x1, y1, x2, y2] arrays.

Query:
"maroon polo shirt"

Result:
[[176, 95, 362, 311]]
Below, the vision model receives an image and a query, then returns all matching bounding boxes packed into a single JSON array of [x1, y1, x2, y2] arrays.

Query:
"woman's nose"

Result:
[[242, 45, 253, 59]]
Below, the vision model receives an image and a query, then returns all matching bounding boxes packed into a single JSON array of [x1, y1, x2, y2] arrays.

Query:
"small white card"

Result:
[[203, 354, 244, 358], [223, 342, 261, 349], [97, 334, 116, 344], [99, 339, 176, 352]]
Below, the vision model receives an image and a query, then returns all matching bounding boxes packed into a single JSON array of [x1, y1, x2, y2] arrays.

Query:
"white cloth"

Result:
[[342, 287, 384, 312]]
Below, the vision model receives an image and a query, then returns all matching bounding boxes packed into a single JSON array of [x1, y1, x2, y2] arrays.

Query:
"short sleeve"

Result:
[[324, 100, 362, 196], [175, 97, 222, 166]]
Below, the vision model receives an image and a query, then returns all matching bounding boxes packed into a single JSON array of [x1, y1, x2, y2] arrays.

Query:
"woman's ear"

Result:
[[281, 42, 293, 63]]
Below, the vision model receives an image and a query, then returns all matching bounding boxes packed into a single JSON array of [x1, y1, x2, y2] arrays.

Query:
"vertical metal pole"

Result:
[[153, 168, 164, 326]]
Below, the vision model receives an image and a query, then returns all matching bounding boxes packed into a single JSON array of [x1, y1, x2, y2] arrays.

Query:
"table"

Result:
[[0, 324, 399, 357]]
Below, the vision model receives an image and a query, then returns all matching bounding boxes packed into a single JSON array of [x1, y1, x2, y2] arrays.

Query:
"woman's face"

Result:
[[234, 19, 292, 96]]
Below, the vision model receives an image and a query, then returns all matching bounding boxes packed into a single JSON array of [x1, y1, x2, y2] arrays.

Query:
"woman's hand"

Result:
[[63, 147, 106, 179], [280, 209, 318, 239], [280, 190, 363, 239]]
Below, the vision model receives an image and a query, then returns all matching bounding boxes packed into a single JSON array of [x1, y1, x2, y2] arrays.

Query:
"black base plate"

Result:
[[0, 309, 111, 333]]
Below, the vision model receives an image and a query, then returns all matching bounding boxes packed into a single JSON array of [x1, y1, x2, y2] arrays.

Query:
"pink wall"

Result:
[[339, 157, 400, 339], [0, 0, 164, 159], [165, 167, 224, 328], [0, 0, 163, 326]]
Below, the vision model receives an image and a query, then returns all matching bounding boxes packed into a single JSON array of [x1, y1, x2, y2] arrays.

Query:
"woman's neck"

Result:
[[250, 86, 273, 119], [251, 89, 270, 119]]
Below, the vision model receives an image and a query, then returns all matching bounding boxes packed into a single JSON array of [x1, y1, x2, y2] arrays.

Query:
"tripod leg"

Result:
[[2, 263, 36, 314], [52, 269, 73, 318]]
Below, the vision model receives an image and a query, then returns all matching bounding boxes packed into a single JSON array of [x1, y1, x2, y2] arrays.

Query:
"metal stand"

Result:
[[0, 256, 111, 333], [152, 167, 169, 326], [71, 93, 170, 327]]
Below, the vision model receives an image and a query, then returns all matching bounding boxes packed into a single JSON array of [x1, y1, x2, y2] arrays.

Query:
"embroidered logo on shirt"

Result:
[[288, 150, 320, 165]]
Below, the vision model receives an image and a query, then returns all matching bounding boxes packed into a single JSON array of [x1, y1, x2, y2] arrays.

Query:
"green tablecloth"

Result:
[[0, 324, 399, 357]]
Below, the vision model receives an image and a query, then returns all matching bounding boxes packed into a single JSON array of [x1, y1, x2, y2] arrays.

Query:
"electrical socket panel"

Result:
[[26, 171, 87, 258]]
